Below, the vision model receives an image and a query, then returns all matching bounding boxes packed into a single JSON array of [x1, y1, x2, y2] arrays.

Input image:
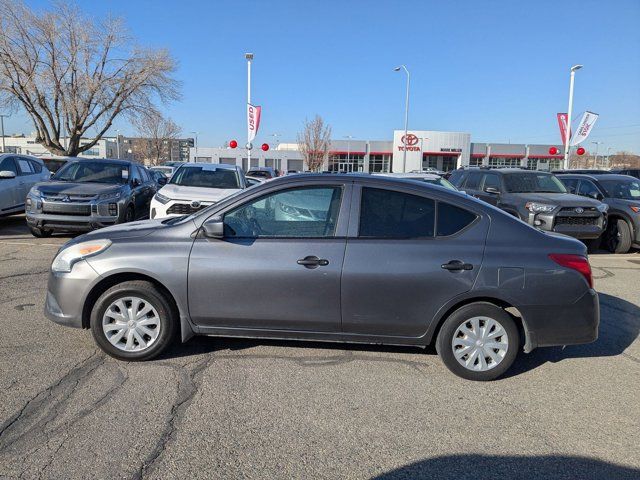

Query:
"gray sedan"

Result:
[[44, 174, 599, 380]]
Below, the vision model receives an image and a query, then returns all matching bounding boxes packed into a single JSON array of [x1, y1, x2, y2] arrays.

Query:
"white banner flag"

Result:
[[570, 111, 599, 146], [247, 103, 261, 143]]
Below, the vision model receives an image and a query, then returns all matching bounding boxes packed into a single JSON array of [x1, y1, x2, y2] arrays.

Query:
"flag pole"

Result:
[[245, 53, 254, 172]]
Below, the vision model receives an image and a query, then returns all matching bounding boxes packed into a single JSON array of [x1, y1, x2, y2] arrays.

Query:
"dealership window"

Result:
[[368, 154, 390, 173], [224, 186, 342, 238], [329, 154, 364, 173], [287, 159, 304, 172], [488, 157, 521, 168], [359, 187, 435, 238], [195, 157, 212, 163], [219, 157, 237, 166], [469, 156, 484, 166], [442, 156, 457, 172], [422, 155, 439, 170], [265, 158, 282, 171], [437, 202, 477, 236]]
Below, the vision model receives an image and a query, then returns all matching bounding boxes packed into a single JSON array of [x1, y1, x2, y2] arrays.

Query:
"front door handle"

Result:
[[297, 256, 329, 269], [441, 260, 473, 271]]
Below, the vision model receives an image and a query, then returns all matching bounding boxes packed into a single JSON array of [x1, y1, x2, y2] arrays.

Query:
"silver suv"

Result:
[[0, 154, 50, 217]]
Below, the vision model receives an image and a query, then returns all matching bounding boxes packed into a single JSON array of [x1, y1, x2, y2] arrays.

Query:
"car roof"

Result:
[[178, 162, 239, 170], [375, 172, 442, 179], [557, 173, 635, 181]]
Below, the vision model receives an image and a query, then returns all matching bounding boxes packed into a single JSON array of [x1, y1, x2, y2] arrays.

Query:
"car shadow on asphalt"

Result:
[[161, 292, 639, 379], [504, 292, 640, 378], [373, 454, 639, 480]]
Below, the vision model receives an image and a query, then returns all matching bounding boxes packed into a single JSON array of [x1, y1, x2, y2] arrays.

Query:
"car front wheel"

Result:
[[436, 302, 519, 381], [90, 280, 177, 361]]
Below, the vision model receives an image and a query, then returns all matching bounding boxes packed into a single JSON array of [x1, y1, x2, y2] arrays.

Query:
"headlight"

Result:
[[51, 239, 112, 273], [525, 202, 556, 213], [97, 191, 121, 201], [597, 203, 609, 213], [154, 192, 171, 204]]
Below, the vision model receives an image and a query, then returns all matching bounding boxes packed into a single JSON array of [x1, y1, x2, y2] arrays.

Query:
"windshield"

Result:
[[421, 177, 456, 190], [170, 166, 241, 189], [54, 161, 129, 184], [599, 179, 640, 200], [504, 173, 566, 193]]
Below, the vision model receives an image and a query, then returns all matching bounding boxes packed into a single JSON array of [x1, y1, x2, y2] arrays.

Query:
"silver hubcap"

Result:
[[452, 316, 509, 371], [102, 296, 161, 352]]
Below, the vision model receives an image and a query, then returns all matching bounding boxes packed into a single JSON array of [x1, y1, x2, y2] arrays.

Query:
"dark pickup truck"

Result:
[[449, 168, 608, 244]]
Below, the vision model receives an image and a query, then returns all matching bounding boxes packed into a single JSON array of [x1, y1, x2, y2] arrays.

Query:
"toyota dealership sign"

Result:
[[392, 130, 471, 172]]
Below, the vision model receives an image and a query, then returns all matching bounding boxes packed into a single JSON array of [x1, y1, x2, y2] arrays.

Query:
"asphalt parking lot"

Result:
[[0, 214, 639, 479]]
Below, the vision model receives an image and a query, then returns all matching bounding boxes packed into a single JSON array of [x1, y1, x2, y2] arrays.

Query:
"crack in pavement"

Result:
[[0, 269, 49, 282], [132, 355, 215, 480]]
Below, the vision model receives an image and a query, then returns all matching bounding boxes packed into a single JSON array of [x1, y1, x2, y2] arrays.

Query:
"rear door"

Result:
[[0, 156, 20, 213], [341, 183, 489, 337], [15, 157, 38, 203]]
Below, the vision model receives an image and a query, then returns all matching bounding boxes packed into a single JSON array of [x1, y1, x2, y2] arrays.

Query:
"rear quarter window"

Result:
[[437, 202, 477, 236], [464, 171, 483, 190]]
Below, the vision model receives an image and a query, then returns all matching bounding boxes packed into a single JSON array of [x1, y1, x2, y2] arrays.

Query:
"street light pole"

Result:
[[592, 141, 602, 168], [394, 65, 410, 172], [245, 53, 254, 171], [563, 64, 583, 170], [0, 114, 8, 153]]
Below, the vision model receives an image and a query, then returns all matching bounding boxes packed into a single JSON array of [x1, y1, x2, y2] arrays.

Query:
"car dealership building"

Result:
[[190, 130, 564, 173]]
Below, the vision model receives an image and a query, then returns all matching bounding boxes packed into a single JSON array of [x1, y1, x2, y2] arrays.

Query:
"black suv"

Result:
[[557, 173, 640, 253], [26, 158, 157, 237], [449, 168, 608, 243], [611, 168, 640, 180]]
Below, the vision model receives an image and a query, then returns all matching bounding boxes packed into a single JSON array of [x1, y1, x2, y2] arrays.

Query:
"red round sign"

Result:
[[401, 134, 419, 146], [548, 146, 558, 155], [261, 143, 269, 151], [576, 147, 586, 156], [229, 140, 238, 148]]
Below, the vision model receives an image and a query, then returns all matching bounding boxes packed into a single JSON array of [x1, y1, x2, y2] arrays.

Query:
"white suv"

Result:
[[0, 154, 50, 217], [150, 163, 246, 219]]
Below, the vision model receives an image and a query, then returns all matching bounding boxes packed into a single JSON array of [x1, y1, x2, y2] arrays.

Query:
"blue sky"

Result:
[[6, 0, 640, 153]]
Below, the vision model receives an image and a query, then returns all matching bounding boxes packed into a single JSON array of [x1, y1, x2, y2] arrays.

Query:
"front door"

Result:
[[341, 185, 488, 337], [188, 183, 350, 332]]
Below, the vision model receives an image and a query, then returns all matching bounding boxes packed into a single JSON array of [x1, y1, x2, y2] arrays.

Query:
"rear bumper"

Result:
[[520, 289, 599, 351]]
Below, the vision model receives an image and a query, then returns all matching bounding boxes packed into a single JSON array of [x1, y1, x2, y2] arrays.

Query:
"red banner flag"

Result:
[[557, 113, 570, 145], [247, 103, 261, 143]]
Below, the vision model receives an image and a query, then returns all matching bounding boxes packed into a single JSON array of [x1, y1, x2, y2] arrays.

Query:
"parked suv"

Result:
[[611, 168, 640, 180], [26, 158, 156, 237], [558, 173, 640, 253], [449, 169, 608, 243], [0, 154, 50, 217]]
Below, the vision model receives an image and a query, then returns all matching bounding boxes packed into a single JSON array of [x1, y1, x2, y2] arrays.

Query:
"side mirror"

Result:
[[202, 216, 224, 239], [132, 178, 141, 187], [484, 186, 500, 194], [0, 170, 16, 179], [591, 192, 604, 201], [158, 177, 167, 186]]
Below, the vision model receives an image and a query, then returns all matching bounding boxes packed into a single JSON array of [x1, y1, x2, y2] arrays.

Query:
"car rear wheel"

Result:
[[436, 302, 519, 381], [90, 280, 177, 361], [29, 226, 53, 238], [605, 218, 632, 254]]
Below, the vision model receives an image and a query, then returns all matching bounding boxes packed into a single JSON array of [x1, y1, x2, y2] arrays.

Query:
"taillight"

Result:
[[548, 254, 593, 288]]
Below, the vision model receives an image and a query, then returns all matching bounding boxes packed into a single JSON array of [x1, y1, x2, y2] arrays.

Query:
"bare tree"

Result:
[[609, 151, 640, 169], [297, 115, 331, 172], [0, 0, 179, 157], [132, 110, 181, 165]]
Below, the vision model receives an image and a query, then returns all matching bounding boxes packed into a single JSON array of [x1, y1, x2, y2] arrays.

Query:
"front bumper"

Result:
[[44, 259, 101, 328], [520, 289, 599, 351], [26, 195, 125, 232], [527, 211, 606, 240]]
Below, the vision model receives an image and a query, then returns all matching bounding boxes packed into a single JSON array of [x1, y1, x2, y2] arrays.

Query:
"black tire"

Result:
[[584, 238, 601, 254], [29, 226, 53, 238], [90, 280, 177, 361], [605, 219, 632, 254], [436, 302, 520, 381]]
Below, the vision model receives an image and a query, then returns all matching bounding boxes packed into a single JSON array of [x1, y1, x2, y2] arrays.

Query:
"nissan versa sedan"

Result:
[[44, 175, 599, 381]]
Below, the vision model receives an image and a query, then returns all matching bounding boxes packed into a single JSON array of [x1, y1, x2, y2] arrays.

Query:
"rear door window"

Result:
[[16, 158, 34, 175], [359, 187, 435, 238], [437, 202, 477, 236], [29, 159, 43, 173], [577, 180, 601, 198], [561, 178, 579, 194]]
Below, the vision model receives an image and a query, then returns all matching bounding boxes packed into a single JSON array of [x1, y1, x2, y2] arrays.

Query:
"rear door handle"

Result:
[[297, 256, 329, 269], [441, 260, 473, 271]]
